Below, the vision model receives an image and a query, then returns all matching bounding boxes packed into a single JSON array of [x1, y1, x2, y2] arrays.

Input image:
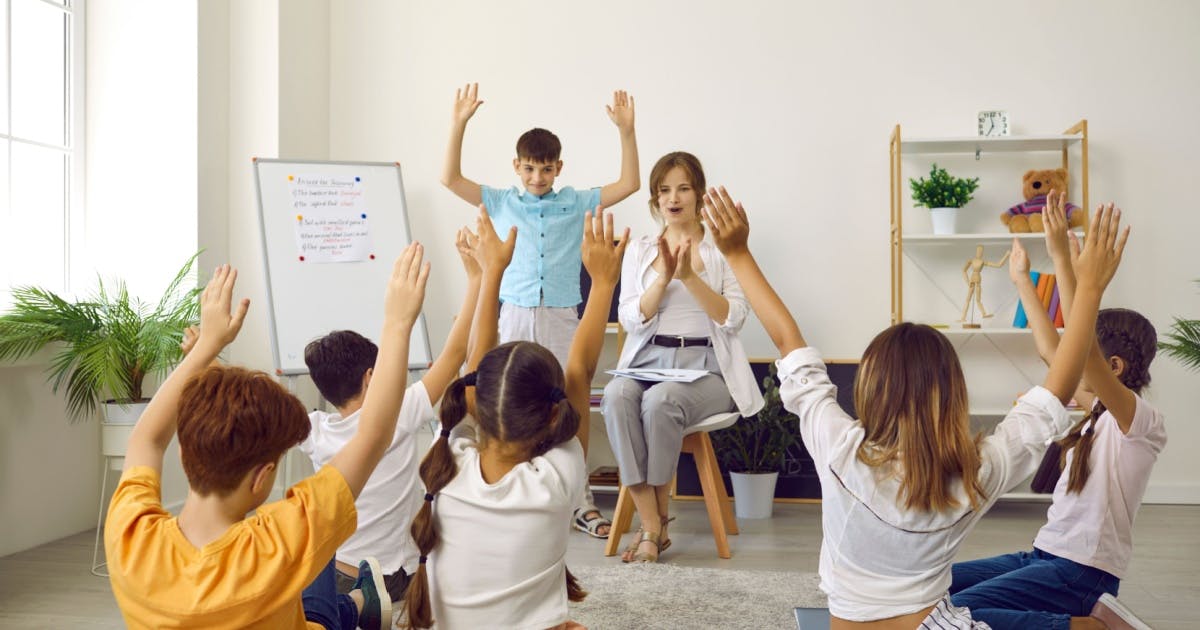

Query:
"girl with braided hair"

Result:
[[401, 206, 627, 630], [950, 194, 1165, 630]]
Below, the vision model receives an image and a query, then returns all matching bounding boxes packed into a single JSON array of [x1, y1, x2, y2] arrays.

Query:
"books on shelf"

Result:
[[1013, 270, 1063, 329]]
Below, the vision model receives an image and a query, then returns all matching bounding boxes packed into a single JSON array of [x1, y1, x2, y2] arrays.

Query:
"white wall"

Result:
[[319, 0, 1200, 502]]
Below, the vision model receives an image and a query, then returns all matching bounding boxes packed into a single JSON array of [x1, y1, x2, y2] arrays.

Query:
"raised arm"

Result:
[[702, 187, 807, 356], [598, 90, 640, 207], [440, 83, 484, 207], [566, 206, 629, 415], [1009, 238, 1061, 366], [419, 228, 483, 405], [464, 205, 516, 373], [329, 243, 429, 498], [1039, 205, 1129, 405], [1045, 195, 1136, 430], [123, 266, 249, 475]]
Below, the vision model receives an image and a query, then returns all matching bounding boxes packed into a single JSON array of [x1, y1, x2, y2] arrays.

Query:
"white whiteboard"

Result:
[[253, 159, 431, 375]]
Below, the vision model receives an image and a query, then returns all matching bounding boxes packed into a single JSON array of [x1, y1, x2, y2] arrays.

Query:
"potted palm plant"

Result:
[[0, 256, 200, 455], [1159, 280, 1200, 372], [710, 364, 799, 518], [910, 163, 980, 235]]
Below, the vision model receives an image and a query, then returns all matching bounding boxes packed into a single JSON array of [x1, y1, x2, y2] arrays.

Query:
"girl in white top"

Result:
[[604, 151, 763, 563], [950, 195, 1165, 630], [700, 188, 1130, 629], [401, 207, 628, 629]]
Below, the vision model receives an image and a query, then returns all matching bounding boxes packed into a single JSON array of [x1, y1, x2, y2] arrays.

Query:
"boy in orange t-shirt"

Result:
[[104, 246, 429, 629]]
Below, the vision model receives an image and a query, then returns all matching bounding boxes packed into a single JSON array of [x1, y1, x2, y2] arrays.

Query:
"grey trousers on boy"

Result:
[[602, 344, 736, 487]]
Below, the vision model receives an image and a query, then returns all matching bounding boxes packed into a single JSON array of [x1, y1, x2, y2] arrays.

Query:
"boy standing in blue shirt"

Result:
[[441, 83, 640, 539]]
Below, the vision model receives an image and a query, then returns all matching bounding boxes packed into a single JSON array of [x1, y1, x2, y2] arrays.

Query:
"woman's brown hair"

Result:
[[853, 323, 986, 512], [402, 342, 586, 628], [1053, 308, 1156, 493]]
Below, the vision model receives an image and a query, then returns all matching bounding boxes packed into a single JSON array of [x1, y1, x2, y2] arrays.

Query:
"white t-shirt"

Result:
[[297, 380, 433, 576], [427, 432, 586, 630], [1033, 393, 1167, 578], [776, 347, 1072, 622]]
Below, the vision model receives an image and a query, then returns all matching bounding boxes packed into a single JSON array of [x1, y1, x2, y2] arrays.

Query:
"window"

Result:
[[0, 0, 84, 302]]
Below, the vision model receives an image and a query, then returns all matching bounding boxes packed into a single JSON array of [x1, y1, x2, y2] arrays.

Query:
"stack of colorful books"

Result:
[[1013, 270, 1064, 329]]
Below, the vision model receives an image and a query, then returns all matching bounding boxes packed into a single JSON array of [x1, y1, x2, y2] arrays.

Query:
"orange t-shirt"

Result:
[[104, 464, 357, 629]]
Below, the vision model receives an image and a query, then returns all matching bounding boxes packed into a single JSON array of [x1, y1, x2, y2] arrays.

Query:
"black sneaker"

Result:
[[356, 557, 392, 630], [1091, 593, 1152, 630]]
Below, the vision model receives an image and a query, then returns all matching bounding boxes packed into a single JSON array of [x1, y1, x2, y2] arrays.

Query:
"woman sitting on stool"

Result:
[[603, 151, 763, 563]]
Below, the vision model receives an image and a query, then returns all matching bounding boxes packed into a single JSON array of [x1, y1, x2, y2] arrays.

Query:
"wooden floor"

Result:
[[2, 498, 1196, 628]]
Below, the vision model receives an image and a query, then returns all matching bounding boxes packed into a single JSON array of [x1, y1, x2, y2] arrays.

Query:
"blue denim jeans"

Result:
[[950, 548, 1119, 630], [302, 558, 359, 630]]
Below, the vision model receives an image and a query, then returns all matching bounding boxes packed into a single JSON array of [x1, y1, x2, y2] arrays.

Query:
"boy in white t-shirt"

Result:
[[299, 230, 482, 603]]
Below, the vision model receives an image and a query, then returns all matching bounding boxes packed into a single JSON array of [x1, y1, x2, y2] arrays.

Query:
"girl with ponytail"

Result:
[[403, 206, 627, 630], [951, 195, 1166, 630]]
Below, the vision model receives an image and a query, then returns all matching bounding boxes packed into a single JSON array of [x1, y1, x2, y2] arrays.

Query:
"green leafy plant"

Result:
[[0, 255, 201, 421], [1159, 279, 1200, 372], [910, 163, 980, 208], [711, 365, 799, 474]]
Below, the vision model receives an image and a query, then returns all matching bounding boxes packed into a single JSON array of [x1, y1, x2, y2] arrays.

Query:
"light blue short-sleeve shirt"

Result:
[[481, 185, 602, 308]]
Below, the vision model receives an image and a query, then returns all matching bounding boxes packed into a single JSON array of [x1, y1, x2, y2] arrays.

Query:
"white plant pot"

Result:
[[101, 401, 148, 457], [929, 207, 959, 235], [730, 471, 779, 519]]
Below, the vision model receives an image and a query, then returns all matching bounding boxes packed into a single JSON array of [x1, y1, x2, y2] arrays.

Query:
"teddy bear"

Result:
[[1000, 168, 1087, 232]]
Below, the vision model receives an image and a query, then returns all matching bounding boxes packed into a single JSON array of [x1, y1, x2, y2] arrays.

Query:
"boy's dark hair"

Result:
[[516, 128, 562, 163], [304, 330, 378, 408], [177, 365, 310, 496], [402, 341, 585, 628]]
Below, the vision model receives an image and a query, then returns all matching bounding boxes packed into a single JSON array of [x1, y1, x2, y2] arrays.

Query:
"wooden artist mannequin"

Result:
[[959, 245, 1010, 326]]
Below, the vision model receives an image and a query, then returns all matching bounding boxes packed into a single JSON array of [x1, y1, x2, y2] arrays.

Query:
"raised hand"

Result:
[[1008, 237, 1031, 284], [1074, 203, 1130, 293], [452, 82, 483, 125], [384, 242, 431, 328], [196, 264, 250, 354], [656, 237, 679, 280], [674, 239, 696, 282], [1043, 190, 1072, 262], [455, 227, 481, 280], [701, 186, 750, 257], [605, 90, 635, 133], [179, 325, 200, 357], [581, 205, 629, 286], [472, 204, 517, 274]]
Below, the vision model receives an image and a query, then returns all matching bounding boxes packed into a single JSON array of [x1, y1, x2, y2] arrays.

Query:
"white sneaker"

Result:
[[1090, 593, 1152, 630]]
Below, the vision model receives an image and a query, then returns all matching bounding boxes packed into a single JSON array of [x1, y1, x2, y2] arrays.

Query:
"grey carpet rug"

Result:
[[568, 564, 824, 629]]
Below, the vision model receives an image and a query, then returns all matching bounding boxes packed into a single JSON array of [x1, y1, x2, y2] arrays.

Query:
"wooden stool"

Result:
[[604, 411, 741, 559]]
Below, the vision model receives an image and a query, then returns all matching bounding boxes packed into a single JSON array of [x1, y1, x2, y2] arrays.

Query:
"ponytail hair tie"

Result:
[[548, 386, 566, 403], [424, 493, 434, 502], [419, 555, 428, 564], [440, 428, 451, 438], [462, 371, 478, 387]]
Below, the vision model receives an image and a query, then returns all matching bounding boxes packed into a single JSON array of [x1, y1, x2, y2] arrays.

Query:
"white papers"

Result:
[[290, 173, 374, 263], [605, 368, 710, 383]]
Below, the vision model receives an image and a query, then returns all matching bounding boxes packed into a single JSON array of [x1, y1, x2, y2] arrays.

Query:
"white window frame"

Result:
[[1, 0, 85, 302]]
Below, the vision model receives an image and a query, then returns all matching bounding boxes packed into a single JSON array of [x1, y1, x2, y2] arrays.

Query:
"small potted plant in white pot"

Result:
[[0, 256, 200, 456], [910, 163, 980, 235], [711, 364, 799, 519]]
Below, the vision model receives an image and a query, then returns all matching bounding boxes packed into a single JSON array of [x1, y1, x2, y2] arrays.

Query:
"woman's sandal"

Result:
[[631, 529, 662, 563], [620, 527, 645, 563], [658, 516, 676, 556]]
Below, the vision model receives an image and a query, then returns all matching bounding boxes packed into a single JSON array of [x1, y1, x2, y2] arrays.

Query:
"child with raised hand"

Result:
[[701, 187, 1128, 628], [105, 246, 428, 630], [950, 194, 1164, 630], [296, 227, 483, 604], [401, 206, 628, 630], [442, 83, 641, 539]]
